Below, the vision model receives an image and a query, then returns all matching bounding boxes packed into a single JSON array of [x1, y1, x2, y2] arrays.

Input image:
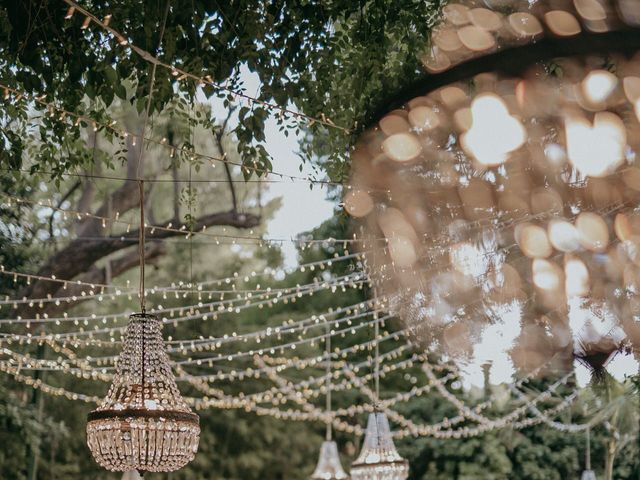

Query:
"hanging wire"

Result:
[[585, 427, 591, 471], [135, 0, 171, 179], [138, 180, 146, 313], [325, 319, 332, 441], [374, 312, 380, 403]]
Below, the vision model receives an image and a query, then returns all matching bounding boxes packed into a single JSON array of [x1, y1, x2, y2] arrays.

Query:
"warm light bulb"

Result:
[[532, 259, 563, 291]]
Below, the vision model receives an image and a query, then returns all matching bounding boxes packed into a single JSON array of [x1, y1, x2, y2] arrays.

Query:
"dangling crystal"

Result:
[[311, 440, 349, 479], [87, 313, 200, 473], [350, 413, 409, 480]]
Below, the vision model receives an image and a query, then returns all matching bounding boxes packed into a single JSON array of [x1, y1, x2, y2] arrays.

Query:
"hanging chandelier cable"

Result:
[[138, 181, 146, 314], [325, 320, 332, 442]]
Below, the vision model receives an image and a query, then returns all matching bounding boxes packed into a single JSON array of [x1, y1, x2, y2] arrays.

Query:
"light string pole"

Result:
[[138, 180, 146, 315]]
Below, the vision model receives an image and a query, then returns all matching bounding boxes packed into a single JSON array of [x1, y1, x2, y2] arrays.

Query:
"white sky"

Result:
[[205, 67, 334, 268], [261, 116, 335, 268]]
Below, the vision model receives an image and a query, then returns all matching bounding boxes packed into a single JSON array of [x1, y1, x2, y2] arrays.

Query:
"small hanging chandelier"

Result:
[[311, 322, 349, 480], [311, 441, 350, 480], [87, 181, 200, 474], [122, 472, 142, 480], [350, 413, 409, 480], [350, 316, 408, 480]]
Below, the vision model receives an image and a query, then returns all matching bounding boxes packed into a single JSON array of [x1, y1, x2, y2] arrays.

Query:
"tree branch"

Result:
[[48, 180, 81, 241], [40, 242, 167, 317], [75, 135, 143, 238], [16, 210, 260, 316], [216, 108, 238, 212]]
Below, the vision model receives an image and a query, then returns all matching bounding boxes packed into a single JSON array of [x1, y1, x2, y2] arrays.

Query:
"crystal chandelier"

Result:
[[311, 321, 349, 480], [350, 317, 408, 480], [347, 0, 640, 383], [311, 441, 350, 480], [87, 181, 200, 474], [350, 413, 409, 480]]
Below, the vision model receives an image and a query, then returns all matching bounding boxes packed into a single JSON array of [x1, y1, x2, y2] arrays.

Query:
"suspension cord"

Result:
[[138, 180, 146, 313], [326, 320, 332, 441]]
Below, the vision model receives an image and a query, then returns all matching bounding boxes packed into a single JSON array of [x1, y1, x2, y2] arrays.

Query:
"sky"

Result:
[[260, 115, 335, 268], [206, 67, 335, 268]]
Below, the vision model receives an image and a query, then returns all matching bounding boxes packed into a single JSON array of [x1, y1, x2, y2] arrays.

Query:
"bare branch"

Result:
[[39, 242, 166, 317], [48, 180, 81, 241], [216, 108, 238, 212], [16, 210, 260, 316]]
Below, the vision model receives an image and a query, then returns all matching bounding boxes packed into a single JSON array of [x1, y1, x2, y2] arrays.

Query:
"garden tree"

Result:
[[0, 175, 70, 480], [0, 95, 278, 478], [1, 188, 637, 479], [12, 99, 261, 319], [0, 0, 445, 181], [588, 374, 639, 480]]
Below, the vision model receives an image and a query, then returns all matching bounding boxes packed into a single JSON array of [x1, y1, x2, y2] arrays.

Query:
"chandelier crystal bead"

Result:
[[311, 440, 350, 480], [350, 413, 409, 480], [86, 313, 200, 473]]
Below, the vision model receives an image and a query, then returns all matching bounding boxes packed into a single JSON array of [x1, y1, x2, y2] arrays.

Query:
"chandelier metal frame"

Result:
[[367, 29, 640, 128]]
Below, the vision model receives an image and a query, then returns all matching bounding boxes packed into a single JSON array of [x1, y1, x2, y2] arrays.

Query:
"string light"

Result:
[[1, 192, 380, 246], [0, 82, 344, 186], [59, 0, 350, 134], [0, 250, 366, 309]]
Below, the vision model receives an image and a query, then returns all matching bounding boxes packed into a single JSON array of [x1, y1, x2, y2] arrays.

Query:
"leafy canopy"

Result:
[[0, 0, 444, 181]]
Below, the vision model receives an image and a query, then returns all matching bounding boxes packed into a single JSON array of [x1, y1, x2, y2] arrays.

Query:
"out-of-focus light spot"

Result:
[[508, 12, 543, 38], [582, 69, 618, 104], [343, 190, 374, 218], [574, 0, 606, 22], [382, 133, 423, 162], [516, 223, 552, 258], [545, 10, 581, 36], [461, 94, 526, 166], [576, 211, 609, 252], [565, 255, 590, 297], [379, 114, 410, 135], [548, 219, 581, 252], [388, 236, 418, 268], [458, 25, 496, 51], [408, 106, 440, 131], [533, 259, 563, 290], [566, 112, 626, 177]]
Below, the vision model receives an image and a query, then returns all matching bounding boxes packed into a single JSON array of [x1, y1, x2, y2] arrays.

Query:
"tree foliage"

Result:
[[0, 0, 444, 181]]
